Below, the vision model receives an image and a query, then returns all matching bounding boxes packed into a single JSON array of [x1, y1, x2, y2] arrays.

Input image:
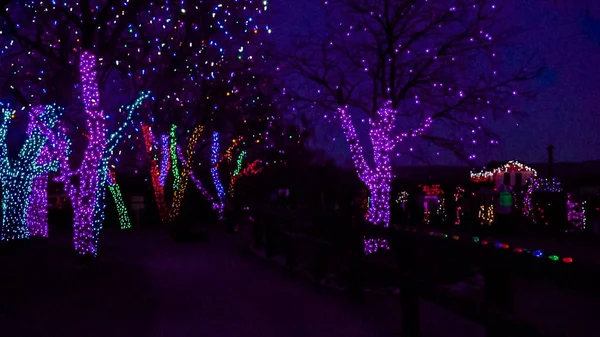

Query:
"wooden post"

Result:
[[484, 251, 514, 337], [312, 242, 326, 287], [285, 234, 296, 268], [131, 196, 144, 228], [547, 144, 554, 179], [400, 278, 420, 337], [265, 215, 276, 258], [252, 219, 262, 250], [396, 231, 420, 337]]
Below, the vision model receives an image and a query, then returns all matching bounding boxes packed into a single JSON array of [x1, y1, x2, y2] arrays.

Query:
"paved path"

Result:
[[0, 229, 394, 337]]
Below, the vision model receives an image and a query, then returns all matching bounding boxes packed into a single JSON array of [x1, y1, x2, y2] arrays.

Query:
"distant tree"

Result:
[[122, 0, 273, 223], [280, 0, 539, 231]]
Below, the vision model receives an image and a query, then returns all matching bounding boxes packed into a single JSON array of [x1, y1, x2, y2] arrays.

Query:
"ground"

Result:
[[1, 228, 390, 337], [0, 227, 598, 337]]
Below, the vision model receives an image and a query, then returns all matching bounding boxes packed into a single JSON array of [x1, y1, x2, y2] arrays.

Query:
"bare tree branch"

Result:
[[278, 0, 541, 163]]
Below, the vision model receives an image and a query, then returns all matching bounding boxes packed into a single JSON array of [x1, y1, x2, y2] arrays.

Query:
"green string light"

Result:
[[233, 150, 247, 177], [107, 171, 131, 230], [170, 125, 180, 191]]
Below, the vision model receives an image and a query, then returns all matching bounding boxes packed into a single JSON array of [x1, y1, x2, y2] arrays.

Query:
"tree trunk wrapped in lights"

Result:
[[210, 132, 226, 220], [141, 125, 170, 223], [27, 172, 50, 238], [0, 105, 59, 241], [107, 170, 131, 230], [26, 141, 54, 238], [33, 60, 149, 256], [26, 107, 57, 238], [168, 125, 204, 222], [1, 0, 156, 255], [283, 0, 539, 253], [143, 124, 204, 224], [336, 102, 432, 228]]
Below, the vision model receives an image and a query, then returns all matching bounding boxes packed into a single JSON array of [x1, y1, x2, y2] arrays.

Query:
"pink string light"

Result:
[[26, 107, 55, 238], [72, 50, 106, 256]]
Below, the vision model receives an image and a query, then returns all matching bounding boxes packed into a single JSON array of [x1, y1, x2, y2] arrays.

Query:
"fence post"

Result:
[[396, 231, 420, 337], [252, 219, 262, 250], [265, 215, 276, 258], [285, 234, 296, 268], [400, 278, 420, 337], [348, 247, 364, 303], [483, 250, 514, 337], [312, 242, 327, 287]]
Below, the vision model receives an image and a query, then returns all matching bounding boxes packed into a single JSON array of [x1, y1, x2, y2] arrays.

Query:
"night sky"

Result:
[[272, 0, 600, 166]]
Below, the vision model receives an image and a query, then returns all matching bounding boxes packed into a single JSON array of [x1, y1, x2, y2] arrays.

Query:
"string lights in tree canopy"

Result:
[[282, 0, 538, 254]]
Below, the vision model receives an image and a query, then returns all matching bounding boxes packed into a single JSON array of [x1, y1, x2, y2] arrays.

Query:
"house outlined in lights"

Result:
[[470, 160, 537, 188]]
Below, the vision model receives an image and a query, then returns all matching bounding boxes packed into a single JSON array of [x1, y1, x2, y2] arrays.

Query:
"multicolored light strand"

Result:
[[229, 156, 263, 197], [142, 125, 169, 222], [87, 90, 150, 255], [412, 227, 574, 264], [168, 125, 203, 222], [177, 146, 222, 213], [218, 136, 245, 166]]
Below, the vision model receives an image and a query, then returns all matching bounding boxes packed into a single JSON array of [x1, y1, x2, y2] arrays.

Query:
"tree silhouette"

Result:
[[280, 0, 539, 231]]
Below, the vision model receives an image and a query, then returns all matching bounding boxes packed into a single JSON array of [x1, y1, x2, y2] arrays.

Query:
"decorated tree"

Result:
[[26, 122, 55, 238], [281, 0, 539, 235], [107, 169, 131, 230], [166, 124, 204, 222], [1, 0, 156, 256], [227, 150, 263, 198], [31, 93, 149, 256], [141, 124, 172, 222], [126, 0, 272, 222], [0, 104, 59, 241]]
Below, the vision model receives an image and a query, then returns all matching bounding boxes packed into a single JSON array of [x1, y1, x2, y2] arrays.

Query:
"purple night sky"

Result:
[[272, 0, 600, 166]]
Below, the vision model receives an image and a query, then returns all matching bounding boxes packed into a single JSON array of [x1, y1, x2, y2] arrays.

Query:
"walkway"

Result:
[[1, 229, 396, 337], [3, 227, 600, 337]]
